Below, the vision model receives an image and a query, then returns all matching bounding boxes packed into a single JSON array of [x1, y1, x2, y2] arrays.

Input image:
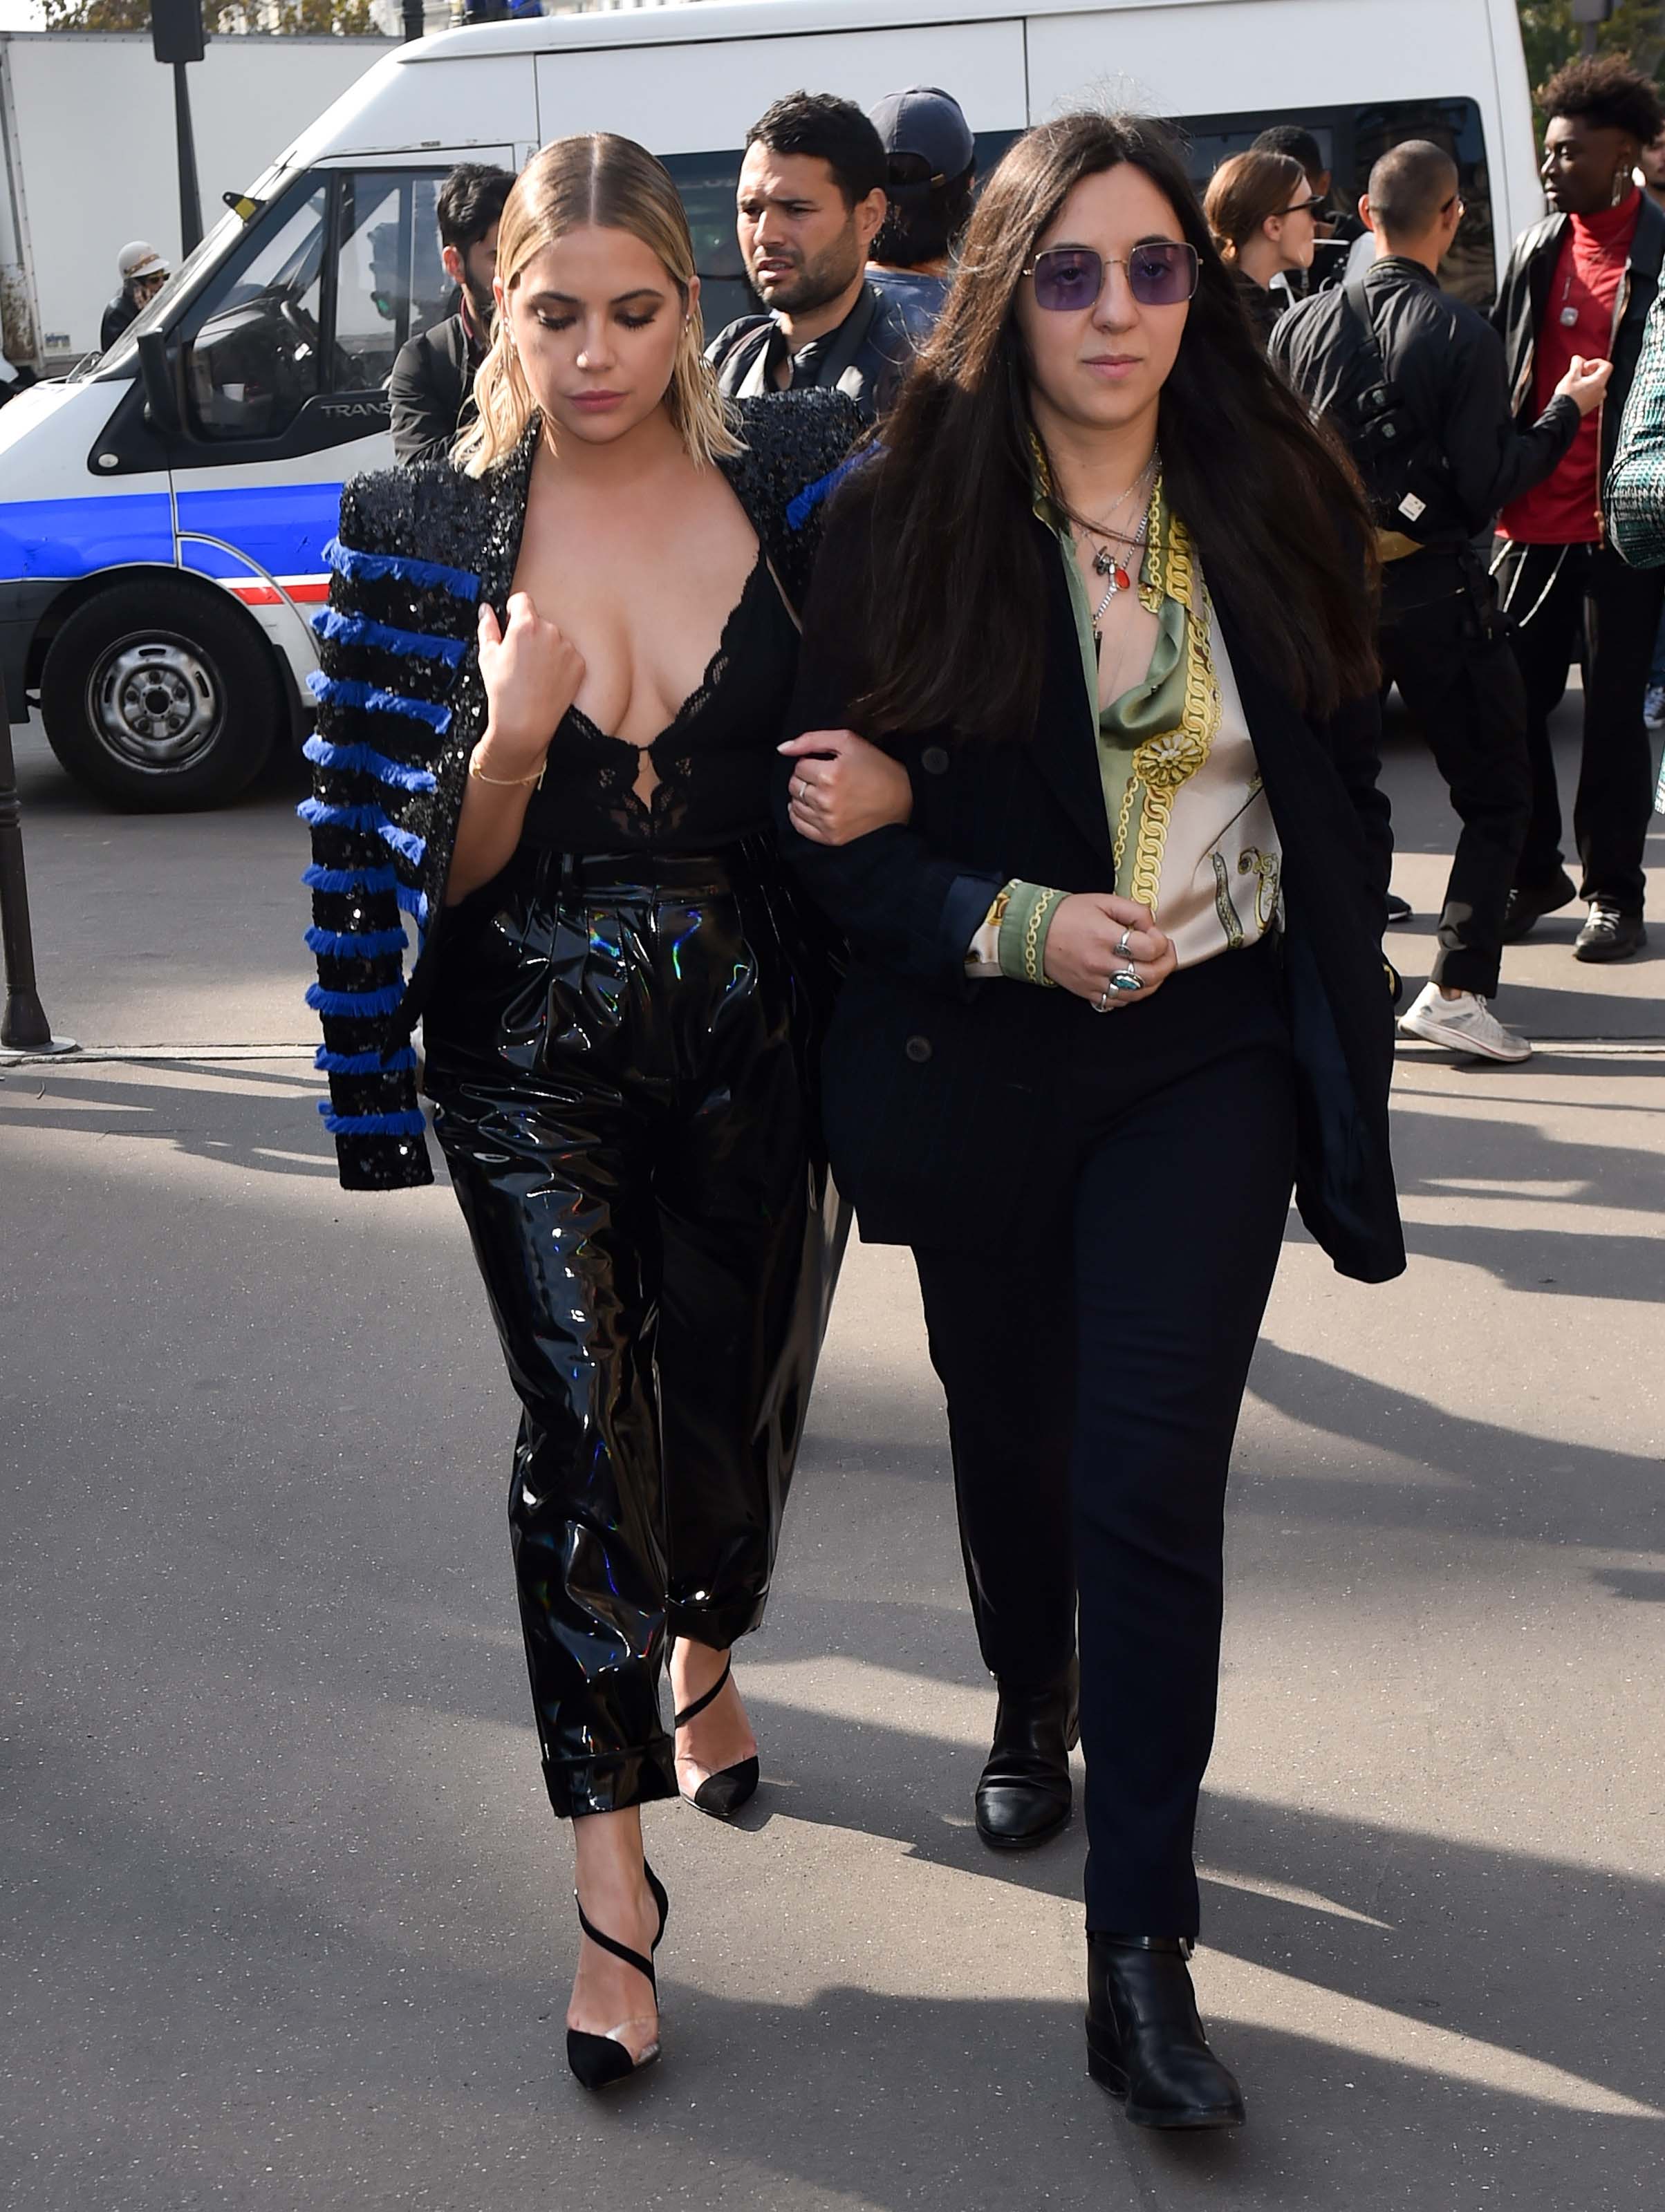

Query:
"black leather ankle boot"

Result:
[[974, 1658, 1079, 1850], [1086, 1933, 1245, 2130]]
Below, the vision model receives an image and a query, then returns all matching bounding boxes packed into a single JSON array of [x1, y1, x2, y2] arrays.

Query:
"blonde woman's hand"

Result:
[[779, 729, 914, 845], [474, 592, 586, 777], [1043, 892, 1175, 1006]]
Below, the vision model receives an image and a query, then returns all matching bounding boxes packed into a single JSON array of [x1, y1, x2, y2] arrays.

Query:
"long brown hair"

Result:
[[456, 133, 741, 476], [1203, 149, 1308, 263], [847, 113, 1376, 740]]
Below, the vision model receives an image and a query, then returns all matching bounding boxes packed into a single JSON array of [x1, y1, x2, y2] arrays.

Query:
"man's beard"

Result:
[[463, 277, 495, 331], [752, 226, 862, 317]]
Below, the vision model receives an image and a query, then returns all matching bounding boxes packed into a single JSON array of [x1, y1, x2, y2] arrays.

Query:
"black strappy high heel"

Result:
[[565, 1860, 669, 2092], [673, 1652, 760, 1822]]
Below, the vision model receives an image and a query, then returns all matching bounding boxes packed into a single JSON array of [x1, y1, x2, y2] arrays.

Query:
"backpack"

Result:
[[1337, 277, 1452, 543]]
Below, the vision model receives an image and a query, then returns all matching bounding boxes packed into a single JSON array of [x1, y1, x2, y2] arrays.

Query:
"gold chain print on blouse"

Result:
[[1112, 480, 1223, 915]]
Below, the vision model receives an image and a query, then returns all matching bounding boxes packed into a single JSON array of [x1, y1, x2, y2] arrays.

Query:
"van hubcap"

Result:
[[89, 637, 221, 771]]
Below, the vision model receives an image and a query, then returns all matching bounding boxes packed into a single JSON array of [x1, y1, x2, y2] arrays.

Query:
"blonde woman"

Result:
[[300, 134, 907, 2089], [1202, 148, 1319, 345]]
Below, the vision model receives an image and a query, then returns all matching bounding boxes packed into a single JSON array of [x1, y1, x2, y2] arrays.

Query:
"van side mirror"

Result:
[[135, 331, 183, 439]]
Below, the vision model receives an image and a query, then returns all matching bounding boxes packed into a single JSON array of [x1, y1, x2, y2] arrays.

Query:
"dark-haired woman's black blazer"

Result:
[[781, 493, 1406, 1284]]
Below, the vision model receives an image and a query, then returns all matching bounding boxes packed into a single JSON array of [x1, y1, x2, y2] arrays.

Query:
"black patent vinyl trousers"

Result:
[[422, 843, 841, 1819]]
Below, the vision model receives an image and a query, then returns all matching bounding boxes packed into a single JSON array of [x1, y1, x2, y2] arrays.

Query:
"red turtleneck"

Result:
[[1498, 187, 1642, 545]]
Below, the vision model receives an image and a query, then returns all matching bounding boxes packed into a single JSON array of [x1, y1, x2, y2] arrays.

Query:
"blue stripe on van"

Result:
[[0, 494, 174, 581], [0, 483, 348, 588], [174, 484, 342, 580]]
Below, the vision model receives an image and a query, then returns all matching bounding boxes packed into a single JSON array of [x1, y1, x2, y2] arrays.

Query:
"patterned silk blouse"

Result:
[[967, 473, 1283, 980]]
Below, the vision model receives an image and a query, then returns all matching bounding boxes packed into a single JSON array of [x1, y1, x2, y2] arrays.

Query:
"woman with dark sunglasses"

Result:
[[779, 113, 1403, 2130], [1203, 149, 1321, 346]]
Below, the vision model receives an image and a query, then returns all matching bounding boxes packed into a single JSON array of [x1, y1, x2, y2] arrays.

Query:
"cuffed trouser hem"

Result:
[[545, 1738, 678, 1821], [1429, 946, 1502, 997], [664, 1591, 768, 1652]]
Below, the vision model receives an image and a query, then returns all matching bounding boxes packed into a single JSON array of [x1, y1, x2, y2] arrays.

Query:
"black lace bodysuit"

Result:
[[519, 550, 800, 853]]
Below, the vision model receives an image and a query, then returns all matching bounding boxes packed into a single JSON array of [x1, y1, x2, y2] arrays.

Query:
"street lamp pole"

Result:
[[0, 674, 75, 1057], [1569, 0, 1612, 58]]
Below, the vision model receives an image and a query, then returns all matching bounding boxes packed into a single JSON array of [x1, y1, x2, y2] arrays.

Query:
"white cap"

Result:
[[118, 241, 169, 282]]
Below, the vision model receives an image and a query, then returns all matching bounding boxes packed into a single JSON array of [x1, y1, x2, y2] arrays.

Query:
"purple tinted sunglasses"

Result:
[[1024, 242, 1200, 311]]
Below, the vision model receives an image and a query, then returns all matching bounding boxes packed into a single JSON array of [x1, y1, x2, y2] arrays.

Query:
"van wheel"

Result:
[[40, 579, 281, 811]]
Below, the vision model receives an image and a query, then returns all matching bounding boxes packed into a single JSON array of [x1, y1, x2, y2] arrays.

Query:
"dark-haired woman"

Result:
[[1203, 148, 1319, 346], [781, 113, 1405, 2128], [301, 134, 906, 2092]]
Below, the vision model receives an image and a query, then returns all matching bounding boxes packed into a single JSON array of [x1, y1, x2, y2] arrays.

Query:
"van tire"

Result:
[[40, 579, 282, 812]]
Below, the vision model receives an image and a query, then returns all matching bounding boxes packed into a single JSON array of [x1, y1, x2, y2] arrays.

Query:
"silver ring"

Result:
[[1093, 987, 1113, 1013], [1110, 962, 1143, 994], [1115, 927, 1134, 959], [792, 778, 808, 803]]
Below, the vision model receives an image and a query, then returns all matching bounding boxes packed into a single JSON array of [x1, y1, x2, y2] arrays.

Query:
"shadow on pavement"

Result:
[[0, 1062, 354, 1182], [7, 1716, 1659, 2212]]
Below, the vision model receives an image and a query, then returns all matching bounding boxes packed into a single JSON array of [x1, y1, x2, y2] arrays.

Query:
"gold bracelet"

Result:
[[468, 749, 544, 789]]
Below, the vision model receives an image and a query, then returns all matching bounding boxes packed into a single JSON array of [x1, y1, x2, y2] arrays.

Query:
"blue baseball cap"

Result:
[[867, 88, 975, 185]]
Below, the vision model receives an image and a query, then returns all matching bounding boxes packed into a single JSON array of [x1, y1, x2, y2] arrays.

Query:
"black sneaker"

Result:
[[1573, 902, 1647, 963], [1500, 869, 1578, 944]]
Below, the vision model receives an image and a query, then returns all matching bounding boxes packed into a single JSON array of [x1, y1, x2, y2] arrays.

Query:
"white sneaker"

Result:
[[1397, 982, 1532, 1062]]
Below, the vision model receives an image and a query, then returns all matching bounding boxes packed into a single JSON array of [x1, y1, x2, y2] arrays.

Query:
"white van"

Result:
[[0, 0, 1539, 807]]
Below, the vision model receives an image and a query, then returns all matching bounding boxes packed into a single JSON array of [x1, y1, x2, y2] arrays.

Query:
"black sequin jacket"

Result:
[[301, 391, 863, 1194]]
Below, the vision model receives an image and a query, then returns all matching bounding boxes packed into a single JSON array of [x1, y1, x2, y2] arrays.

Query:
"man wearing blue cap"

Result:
[[867, 85, 977, 322]]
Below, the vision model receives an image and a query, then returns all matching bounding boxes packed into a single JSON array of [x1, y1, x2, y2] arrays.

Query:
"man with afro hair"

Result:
[[1490, 55, 1665, 964]]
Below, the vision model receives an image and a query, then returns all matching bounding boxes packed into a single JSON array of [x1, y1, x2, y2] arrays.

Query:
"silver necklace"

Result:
[[1062, 452, 1159, 574], [1091, 507, 1151, 638]]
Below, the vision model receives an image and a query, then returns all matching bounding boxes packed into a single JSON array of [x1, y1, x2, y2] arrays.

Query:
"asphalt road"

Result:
[[3, 706, 1662, 2211]]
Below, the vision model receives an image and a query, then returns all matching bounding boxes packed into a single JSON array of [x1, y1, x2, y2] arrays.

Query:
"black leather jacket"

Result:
[[1489, 196, 1665, 500], [301, 390, 862, 1190], [708, 280, 936, 420]]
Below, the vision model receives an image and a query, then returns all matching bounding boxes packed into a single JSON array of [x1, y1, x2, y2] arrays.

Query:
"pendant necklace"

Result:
[[1066, 453, 1157, 607], [1559, 259, 1579, 330], [1092, 509, 1151, 648]]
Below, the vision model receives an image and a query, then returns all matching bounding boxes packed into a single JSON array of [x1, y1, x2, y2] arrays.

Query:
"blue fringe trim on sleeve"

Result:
[[297, 798, 427, 869], [306, 980, 406, 1019], [311, 607, 467, 665], [304, 924, 409, 959], [317, 1105, 428, 1137], [301, 863, 427, 926], [324, 535, 479, 601], [303, 861, 399, 895], [303, 733, 438, 792], [315, 1044, 420, 1076], [785, 446, 876, 532], [306, 671, 452, 734]]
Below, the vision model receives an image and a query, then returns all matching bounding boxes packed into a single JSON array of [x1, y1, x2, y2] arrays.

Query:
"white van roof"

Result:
[[402, 0, 1213, 62]]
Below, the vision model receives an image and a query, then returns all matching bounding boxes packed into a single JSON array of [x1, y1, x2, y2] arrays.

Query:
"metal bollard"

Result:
[[0, 672, 76, 1057]]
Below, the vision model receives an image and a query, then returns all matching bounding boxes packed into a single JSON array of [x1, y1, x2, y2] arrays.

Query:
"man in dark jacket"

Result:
[[1489, 58, 1665, 962], [865, 84, 976, 328], [388, 163, 514, 467], [1273, 140, 1611, 1060], [709, 92, 920, 421], [100, 242, 169, 353]]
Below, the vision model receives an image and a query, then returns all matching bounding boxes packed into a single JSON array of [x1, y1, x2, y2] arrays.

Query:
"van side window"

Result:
[[180, 167, 453, 441], [1179, 97, 1496, 306], [332, 171, 452, 393], [183, 181, 328, 440]]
